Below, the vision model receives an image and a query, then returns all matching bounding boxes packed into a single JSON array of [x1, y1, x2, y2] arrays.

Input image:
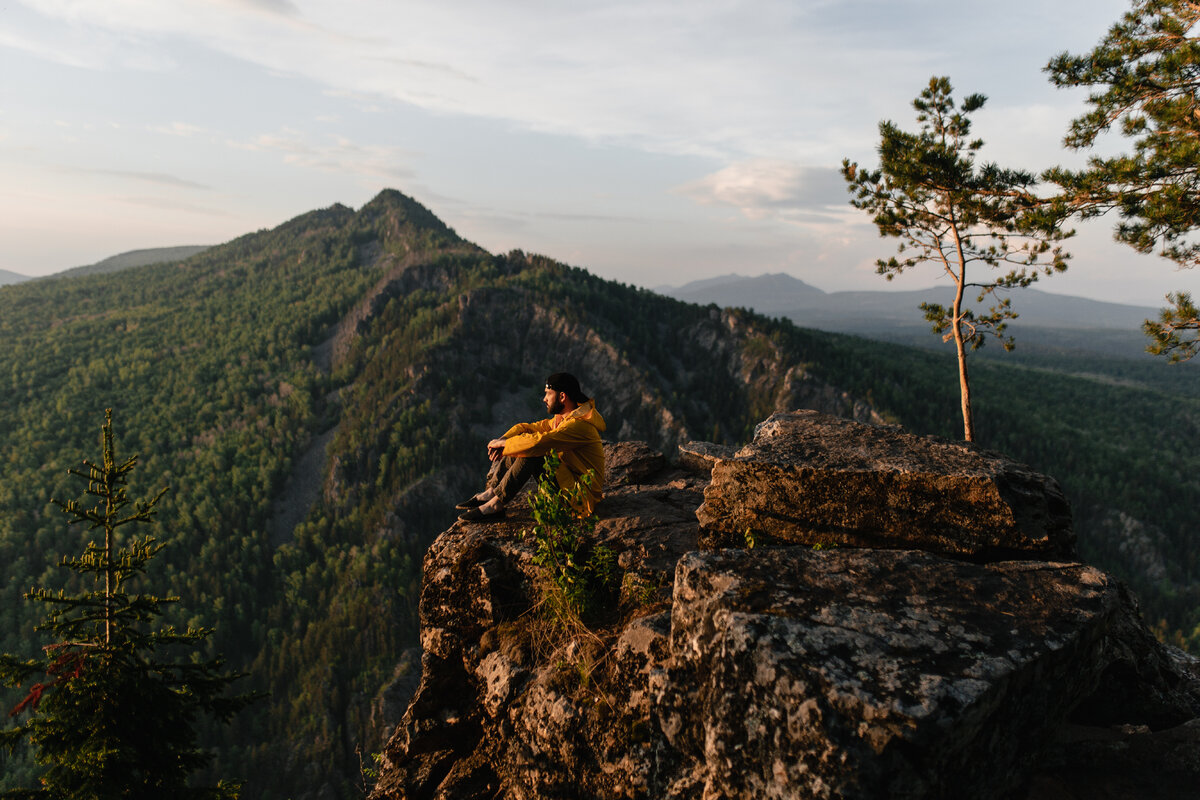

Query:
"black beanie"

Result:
[[545, 372, 589, 404]]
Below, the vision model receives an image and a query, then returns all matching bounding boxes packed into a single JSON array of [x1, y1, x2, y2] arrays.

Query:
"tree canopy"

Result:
[[1046, 0, 1200, 360], [842, 76, 1072, 440]]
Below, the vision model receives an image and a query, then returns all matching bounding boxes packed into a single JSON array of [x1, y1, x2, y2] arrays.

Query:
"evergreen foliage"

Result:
[[1146, 291, 1200, 361], [0, 411, 254, 799], [1046, 0, 1200, 359], [843, 76, 1073, 440]]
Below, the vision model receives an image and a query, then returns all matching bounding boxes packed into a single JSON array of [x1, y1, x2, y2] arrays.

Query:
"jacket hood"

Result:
[[567, 399, 606, 434]]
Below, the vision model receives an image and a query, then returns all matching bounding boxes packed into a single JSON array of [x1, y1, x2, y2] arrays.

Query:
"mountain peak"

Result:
[[356, 189, 463, 244]]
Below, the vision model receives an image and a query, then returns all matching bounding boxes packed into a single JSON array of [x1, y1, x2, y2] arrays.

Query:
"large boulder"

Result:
[[695, 410, 1075, 560], [655, 548, 1119, 800]]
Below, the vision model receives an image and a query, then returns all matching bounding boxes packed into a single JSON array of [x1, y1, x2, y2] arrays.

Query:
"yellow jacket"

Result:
[[501, 399, 606, 514]]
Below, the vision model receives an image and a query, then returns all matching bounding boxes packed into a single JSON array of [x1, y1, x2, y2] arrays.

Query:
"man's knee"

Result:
[[494, 454, 544, 502]]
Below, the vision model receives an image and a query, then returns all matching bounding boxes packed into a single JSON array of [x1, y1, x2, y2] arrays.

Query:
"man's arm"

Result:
[[488, 418, 554, 461], [501, 418, 596, 458], [502, 419, 554, 438]]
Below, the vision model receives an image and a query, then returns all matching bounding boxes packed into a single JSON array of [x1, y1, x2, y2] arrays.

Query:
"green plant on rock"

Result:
[[0, 410, 256, 800], [619, 573, 662, 608], [743, 527, 759, 549], [523, 452, 618, 625]]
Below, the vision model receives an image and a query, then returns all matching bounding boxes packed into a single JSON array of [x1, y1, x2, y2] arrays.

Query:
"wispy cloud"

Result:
[[118, 196, 236, 217], [2, 3, 177, 71], [529, 210, 654, 225], [0, 27, 100, 69], [60, 166, 211, 190], [238, 128, 415, 179], [231, 0, 302, 17], [147, 122, 208, 138], [367, 55, 477, 84]]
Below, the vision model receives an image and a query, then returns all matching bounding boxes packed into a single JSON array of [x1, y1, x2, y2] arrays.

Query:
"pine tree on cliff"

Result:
[[0, 410, 256, 799], [843, 76, 1073, 441], [1045, 0, 1200, 361]]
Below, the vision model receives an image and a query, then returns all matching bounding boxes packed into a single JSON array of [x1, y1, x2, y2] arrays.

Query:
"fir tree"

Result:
[[842, 76, 1073, 441], [1046, 0, 1200, 361], [0, 410, 255, 800]]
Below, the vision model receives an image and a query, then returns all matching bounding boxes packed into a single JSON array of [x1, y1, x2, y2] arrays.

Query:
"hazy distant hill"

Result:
[[50, 245, 212, 279], [655, 272, 826, 311], [0, 191, 1196, 798], [662, 271, 1157, 330], [0, 269, 30, 286]]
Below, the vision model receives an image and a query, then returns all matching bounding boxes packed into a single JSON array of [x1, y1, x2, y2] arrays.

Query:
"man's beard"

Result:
[[547, 395, 565, 415]]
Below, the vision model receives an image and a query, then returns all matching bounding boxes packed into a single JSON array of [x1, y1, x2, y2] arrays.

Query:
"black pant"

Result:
[[485, 454, 545, 504]]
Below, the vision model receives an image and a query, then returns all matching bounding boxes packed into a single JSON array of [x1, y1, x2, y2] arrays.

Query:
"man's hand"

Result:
[[487, 438, 506, 462]]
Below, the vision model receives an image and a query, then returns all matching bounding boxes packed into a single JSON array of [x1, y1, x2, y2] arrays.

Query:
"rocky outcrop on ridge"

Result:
[[369, 412, 1200, 800], [695, 410, 1075, 560]]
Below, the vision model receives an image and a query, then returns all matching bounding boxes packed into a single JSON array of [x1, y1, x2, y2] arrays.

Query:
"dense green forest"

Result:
[[0, 190, 1196, 797]]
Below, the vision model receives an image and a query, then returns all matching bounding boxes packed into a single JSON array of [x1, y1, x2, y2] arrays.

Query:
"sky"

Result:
[[2, 0, 1196, 307]]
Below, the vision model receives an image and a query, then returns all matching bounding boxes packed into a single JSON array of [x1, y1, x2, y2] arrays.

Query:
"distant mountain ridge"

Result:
[[0, 246, 214, 288], [0, 269, 29, 287], [658, 272, 1178, 367], [52, 245, 213, 279], [657, 272, 826, 311], [661, 272, 1158, 330]]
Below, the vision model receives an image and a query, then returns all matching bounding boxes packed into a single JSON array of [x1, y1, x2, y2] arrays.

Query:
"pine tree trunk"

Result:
[[951, 280, 975, 442], [103, 410, 115, 645]]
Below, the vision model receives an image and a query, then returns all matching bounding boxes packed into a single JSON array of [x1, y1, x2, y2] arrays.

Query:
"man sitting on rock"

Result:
[[457, 372, 606, 522]]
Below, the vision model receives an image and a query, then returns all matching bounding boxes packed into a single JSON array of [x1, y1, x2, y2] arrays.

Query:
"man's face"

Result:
[[543, 386, 565, 415]]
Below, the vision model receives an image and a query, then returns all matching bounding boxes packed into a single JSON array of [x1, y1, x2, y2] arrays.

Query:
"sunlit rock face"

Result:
[[368, 420, 1200, 800], [696, 410, 1076, 561]]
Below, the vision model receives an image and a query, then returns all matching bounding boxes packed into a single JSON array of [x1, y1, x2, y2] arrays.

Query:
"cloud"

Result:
[[367, 55, 478, 84], [528, 210, 653, 225], [61, 167, 211, 190], [118, 196, 236, 217], [676, 160, 848, 221], [0, 26, 101, 68], [239, 129, 415, 180], [231, 0, 302, 16], [2, 2, 177, 71], [147, 122, 208, 137], [13, 0, 1126, 162]]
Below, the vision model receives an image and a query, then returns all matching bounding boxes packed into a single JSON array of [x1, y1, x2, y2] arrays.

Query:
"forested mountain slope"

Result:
[[0, 189, 1196, 798]]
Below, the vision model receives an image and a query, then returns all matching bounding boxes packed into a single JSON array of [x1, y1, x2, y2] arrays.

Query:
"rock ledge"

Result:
[[369, 418, 1199, 800]]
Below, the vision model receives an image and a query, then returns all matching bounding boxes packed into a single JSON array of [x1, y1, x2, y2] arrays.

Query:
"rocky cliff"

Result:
[[368, 411, 1200, 800]]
